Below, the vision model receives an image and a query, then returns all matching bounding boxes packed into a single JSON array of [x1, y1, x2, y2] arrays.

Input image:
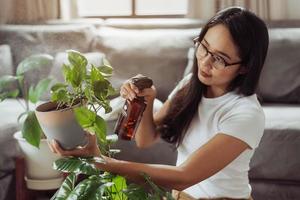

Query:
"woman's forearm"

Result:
[[134, 100, 160, 148], [96, 156, 190, 191]]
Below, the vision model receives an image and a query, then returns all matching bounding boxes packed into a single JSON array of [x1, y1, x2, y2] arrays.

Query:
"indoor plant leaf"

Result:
[[94, 115, 107, 144], [66, 175, 104, 200], [53, 157, 104, 175], [109, 175, 127, 200], [51, 83, 68, 92], [122, 184, 148, 200], [0, 89, 19, 102], [51, 88, 69, 104], [74, 107, 96, 129], [28, 77, 52, 104], [22, 111, 43, 148], [0, 75, 18, 91], [67, 50, 88, 72], [16, 54, 54, 76], [52, 173, 77, 200]]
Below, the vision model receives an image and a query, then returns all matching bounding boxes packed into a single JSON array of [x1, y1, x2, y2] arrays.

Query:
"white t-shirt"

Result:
[[168, 74, 265, 199]]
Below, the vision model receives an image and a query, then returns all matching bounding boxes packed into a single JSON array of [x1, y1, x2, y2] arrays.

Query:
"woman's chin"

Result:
[[198, 73, 211, 85]]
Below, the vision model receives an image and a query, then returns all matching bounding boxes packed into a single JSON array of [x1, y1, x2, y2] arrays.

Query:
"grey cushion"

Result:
[[104, 18, 204, 29], [250, 181, 300, 200], [91, 27, 199, 101], [0, 44, 13, 76], [249, 105, 300, 181], [0, 24, 96, 68], [258, 28, 300, 103]]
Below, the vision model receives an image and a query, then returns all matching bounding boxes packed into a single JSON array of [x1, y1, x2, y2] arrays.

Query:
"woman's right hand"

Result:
[[120, 76, 157, 104], [48, 133, 101, 157]]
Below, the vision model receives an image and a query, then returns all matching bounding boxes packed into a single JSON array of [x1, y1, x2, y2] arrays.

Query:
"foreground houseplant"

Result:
[[0, 54, 63, 186], [34, 50, 174, 199]]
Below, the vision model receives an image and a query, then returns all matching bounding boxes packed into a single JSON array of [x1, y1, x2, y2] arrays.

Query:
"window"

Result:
[[77, 0, 188, 18]]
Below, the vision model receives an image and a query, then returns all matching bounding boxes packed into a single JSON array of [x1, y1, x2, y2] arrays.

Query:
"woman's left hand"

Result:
[[48, 133, 101, 157]]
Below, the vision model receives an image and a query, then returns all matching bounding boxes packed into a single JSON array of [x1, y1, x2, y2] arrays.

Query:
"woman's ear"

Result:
[[239, 66, 248, 74]]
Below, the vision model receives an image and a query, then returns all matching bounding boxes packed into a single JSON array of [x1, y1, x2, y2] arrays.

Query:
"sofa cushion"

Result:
[[0, 44, 18, 93], [91, 27, 199, 101], [104, 18, 204, 29], [257, 28, 300, 103], [0, 24, 96, 69], [0, 44, 13, 76], [250, 180, 300, 200], [249, 104, 300, 181]]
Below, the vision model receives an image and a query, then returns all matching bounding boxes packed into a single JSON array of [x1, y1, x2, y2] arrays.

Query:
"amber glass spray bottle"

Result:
[[114, 75, 153, 140]]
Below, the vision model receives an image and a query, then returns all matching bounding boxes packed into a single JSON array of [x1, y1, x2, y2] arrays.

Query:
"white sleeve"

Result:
[[218, 104, 265, 149], [168, 73, 192, 100]]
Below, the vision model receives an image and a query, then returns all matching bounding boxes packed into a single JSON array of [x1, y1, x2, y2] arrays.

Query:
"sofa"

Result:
[[0, 18, 300, 200]]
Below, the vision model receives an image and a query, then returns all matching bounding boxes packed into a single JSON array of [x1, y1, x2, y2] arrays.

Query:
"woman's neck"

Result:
[[205, 86, 228, 98]]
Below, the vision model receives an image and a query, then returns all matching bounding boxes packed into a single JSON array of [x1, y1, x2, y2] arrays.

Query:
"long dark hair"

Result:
[[159, 7, 269, 147]]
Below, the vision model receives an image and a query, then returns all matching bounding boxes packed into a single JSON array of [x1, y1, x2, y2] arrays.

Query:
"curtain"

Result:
[[0, 0, 60, 24], [187, 0, 287, 20], [59, 0, 79, 20]]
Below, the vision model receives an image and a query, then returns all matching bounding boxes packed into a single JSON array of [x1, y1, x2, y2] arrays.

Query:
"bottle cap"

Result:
[[131, 74, 153, 90]]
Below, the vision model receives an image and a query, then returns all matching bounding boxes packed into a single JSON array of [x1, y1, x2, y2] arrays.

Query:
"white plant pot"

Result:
[[14, 131, 63, 190], [35, 101, 88, 150]]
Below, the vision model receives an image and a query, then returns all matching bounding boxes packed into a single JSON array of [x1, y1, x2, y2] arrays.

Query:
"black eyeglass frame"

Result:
[[193, 37, 243, 68]]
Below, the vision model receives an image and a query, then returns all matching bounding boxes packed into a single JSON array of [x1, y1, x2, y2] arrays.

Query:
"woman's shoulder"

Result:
[[227, 93, 265, 119]]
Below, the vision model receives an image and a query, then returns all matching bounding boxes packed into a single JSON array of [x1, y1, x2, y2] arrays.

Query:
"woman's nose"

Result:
[[200, 54, 213, 69]]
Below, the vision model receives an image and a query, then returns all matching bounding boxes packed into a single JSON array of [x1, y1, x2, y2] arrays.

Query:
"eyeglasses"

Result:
[[193, 37, 243, 70]]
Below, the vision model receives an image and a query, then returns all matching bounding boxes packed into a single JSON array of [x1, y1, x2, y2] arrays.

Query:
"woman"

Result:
[[49, 7, 269, 200]]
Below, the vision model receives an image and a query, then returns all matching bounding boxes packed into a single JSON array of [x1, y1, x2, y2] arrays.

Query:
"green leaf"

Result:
[[71, 66, 82, 88], [74, 107, 96, 129], [67, 175, 103, 200], [22, 111, 42, 148], [91, 65, 104, 83], [0, 89, 19, 102], [0, 75, 18, 91], [98, 65, 113, 75], [93, 80, 109, 99], [52, 173, 77, 200], [110, 175, 127, 200], [84, 87, 92, 101], [17, 111, 30, 123], [107, 85, 118, 97], [53, 157, 104, 175], [102, 99, 112, 114], [16, 54, 53, 76], [122, 184, 148, 200], [62, 64, 72, 83], [51, 88, 69, 103], [51, 83, 68, 93], [28, 78, 52, 103], [28, 85, 37, 103], [67, 50, 87, 71], [67, 50, 87, 88], [94, 115, 106, 143], [102, 58, 112, 68]]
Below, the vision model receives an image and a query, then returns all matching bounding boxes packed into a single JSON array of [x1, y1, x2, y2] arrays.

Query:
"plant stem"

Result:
[[16, 98, 26, 110]]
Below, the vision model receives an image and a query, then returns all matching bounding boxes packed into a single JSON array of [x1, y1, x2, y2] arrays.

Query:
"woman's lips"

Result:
[[200, 70, 212, 78]]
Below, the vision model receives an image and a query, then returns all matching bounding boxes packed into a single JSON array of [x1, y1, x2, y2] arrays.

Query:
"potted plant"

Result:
[[32, 50, 174, 199], [0, 54, 63, 189]]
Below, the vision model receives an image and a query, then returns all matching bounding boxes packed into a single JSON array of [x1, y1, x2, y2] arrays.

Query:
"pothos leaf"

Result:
[[21, 111, 42, 148]]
